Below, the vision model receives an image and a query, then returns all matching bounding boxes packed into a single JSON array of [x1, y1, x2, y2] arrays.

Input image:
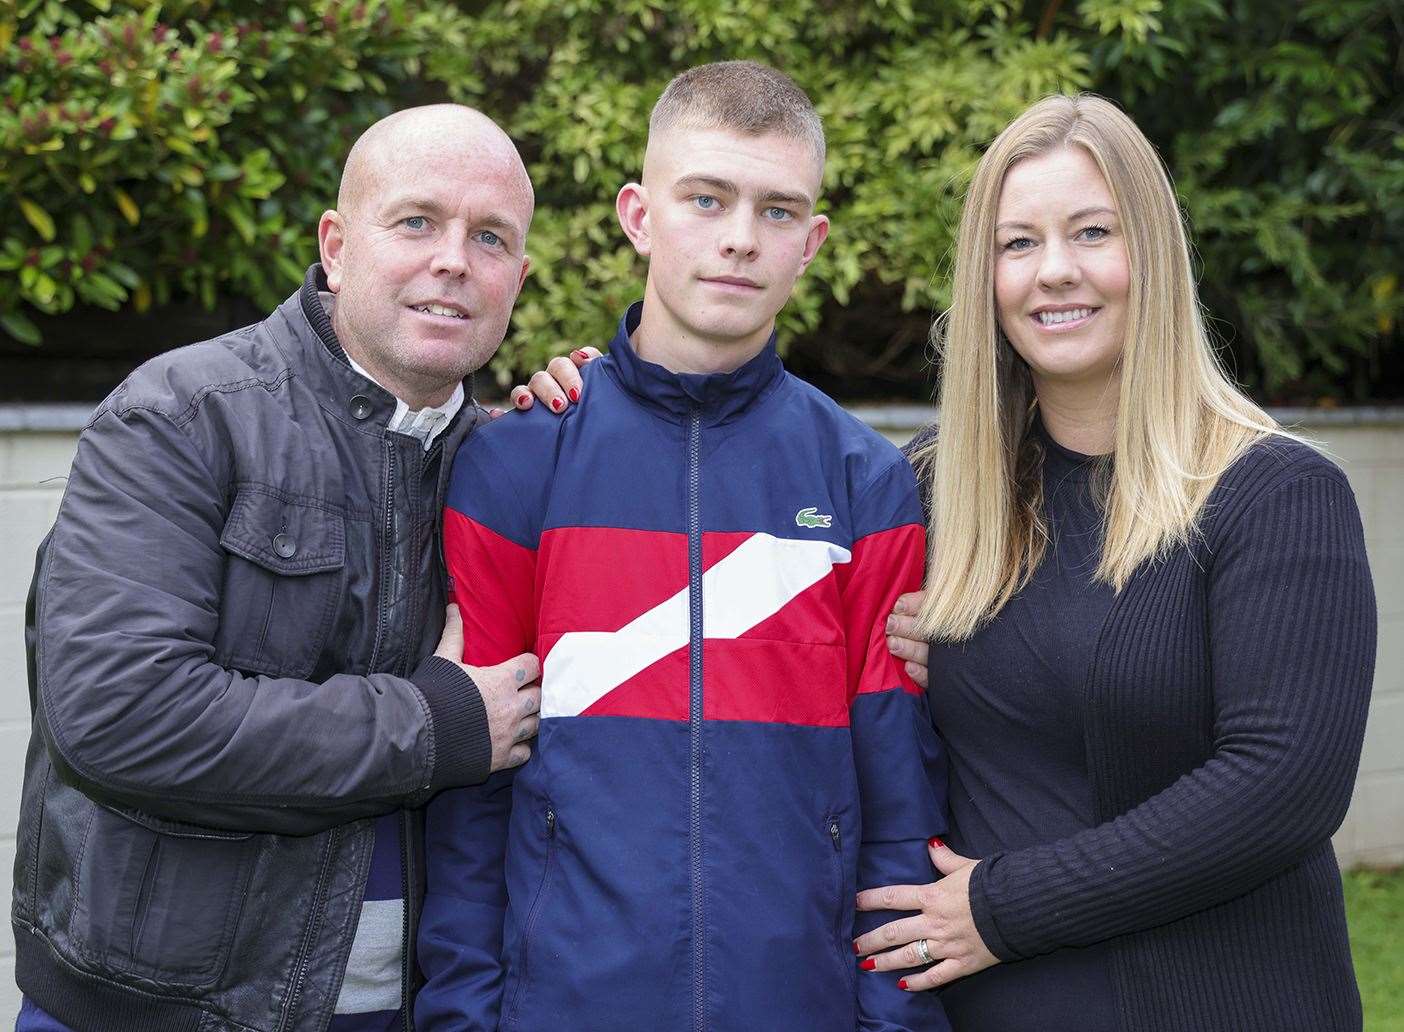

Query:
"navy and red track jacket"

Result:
[[418, 304, 951, 1032]]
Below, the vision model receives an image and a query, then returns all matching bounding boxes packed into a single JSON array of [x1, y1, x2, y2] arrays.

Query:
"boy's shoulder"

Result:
[[778, 372, 911, 483]]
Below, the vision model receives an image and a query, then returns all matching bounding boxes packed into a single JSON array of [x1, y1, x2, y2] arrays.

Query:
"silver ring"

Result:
[[915, 938, 933, 965]]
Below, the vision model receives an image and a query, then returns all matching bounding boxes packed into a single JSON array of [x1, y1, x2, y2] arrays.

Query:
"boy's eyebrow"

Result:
[[675, 174, 739, 196], [675, 175, 814, 209], [760, 188, 814, 209]]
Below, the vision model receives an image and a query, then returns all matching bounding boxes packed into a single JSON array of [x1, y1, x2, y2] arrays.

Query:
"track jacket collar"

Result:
[[604, 301, 785, 426]]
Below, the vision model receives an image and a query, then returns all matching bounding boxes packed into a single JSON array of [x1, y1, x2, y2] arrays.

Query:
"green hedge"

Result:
[[2, 0, 1399, 399]]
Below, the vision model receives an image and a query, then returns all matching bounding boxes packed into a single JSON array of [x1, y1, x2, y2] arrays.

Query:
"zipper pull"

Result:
[[546, 808, 556, 836], [829, 820, 841, 850]]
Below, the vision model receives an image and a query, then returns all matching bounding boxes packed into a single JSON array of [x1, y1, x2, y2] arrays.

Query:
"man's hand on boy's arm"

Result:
[[433, 603, 542, 772]]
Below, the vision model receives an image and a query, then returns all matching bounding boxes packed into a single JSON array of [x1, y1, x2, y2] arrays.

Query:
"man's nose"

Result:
[[430, 225, 470, 278]]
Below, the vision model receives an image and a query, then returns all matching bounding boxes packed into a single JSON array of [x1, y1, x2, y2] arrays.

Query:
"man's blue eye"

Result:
[[404, 216, 427, 230], [765, 207, 792, 221], [695, 196, 718, 210], [479, 230, 502, 247]]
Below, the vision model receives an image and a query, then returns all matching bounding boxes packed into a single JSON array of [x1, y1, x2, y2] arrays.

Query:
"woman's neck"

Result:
[[1033, 374, 1119, 456]]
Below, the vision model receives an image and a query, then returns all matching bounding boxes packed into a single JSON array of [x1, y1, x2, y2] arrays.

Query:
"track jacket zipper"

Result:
[[686, 406, 705, 1032]]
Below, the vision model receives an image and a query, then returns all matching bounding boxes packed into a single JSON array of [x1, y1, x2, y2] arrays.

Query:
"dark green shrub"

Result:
[[2, 0, 1399, 400]]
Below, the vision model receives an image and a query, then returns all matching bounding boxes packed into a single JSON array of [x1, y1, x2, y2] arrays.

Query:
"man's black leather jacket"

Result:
[[12, 265, 491, 1031]]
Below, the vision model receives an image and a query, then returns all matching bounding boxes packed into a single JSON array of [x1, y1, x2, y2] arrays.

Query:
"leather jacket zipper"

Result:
[[686, 407, 705, 1032], [275, 827, 341, 1032], [367, 440, 396, 672]]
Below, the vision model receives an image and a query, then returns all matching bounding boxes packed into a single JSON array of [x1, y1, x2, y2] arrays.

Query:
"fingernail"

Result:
[[514, 393, 529, 408], [929, 836, 944, 849], [852, 940, 861, 956], [859, 957, 876, 971], [573, 349, 588, 360], [568, 386, 579, 402], [550, 397, 563, 411], [894, 599, 907, 615], [885, 616, 896, 633], [898, 978, 909, 991]]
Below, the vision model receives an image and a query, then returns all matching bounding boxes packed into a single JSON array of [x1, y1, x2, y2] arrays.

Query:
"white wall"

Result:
[[1, 407, 1401, 1023]]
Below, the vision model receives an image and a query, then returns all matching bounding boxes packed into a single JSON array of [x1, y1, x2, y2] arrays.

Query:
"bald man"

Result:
[[13, 105, 542, 1032]]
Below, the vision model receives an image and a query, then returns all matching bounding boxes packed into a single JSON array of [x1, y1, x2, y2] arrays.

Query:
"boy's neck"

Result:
[[631, 291, 773, 376]]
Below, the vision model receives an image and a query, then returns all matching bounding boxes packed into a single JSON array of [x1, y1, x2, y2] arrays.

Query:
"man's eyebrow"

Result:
[[381, 196, 445, 216]]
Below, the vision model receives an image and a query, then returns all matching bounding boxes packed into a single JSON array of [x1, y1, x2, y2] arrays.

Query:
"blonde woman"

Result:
[[520, 93, 1375, 1031], [855, 94, 1376, 1031]]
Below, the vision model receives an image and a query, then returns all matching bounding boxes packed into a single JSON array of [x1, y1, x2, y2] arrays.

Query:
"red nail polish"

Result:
[[568, 386, 580, 402], [898, 979, 909, 991], [928, 836, 944, 849], [859, 957, 876, 971], [514, 394, 529, 408], [573, 349, 588, 361], [852, 941, 861, 956], [551, 397, 563, 411]]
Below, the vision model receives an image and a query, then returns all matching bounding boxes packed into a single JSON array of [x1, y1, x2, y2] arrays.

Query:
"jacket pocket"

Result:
[[826, 815, 857, 994], [216, 485, 345, 679], [74, 802, 256, 987], [504, 806, 558, 1026]]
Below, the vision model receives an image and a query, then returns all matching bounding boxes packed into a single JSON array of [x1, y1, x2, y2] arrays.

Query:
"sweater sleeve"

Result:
[[967, 468, 1376, 960]]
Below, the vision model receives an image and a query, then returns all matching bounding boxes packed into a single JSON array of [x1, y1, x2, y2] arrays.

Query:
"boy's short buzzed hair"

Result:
[[649, 60, 826, 165]]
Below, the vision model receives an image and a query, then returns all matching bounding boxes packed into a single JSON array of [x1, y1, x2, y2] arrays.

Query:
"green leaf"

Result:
[[19, 199, 56, 242], [1, 310, 42, 346]]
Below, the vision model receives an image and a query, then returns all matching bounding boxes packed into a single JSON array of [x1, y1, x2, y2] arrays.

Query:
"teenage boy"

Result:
[[417, 62, 950, 1032]]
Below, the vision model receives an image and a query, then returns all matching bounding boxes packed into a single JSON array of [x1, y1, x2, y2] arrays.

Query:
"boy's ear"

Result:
[[797, 213, 830, 274], [616, 183, 652, 257]]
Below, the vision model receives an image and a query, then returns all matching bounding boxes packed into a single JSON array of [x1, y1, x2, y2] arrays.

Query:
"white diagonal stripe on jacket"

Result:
[[541, 533, 852, 719]]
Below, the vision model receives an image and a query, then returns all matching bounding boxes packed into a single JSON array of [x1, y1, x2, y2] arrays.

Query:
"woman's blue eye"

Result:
[[1003, 237, 1034, 251], [1080, 224, 1110, 241]]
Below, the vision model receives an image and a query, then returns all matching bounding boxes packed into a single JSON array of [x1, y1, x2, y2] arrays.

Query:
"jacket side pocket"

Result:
[[504, 806, 558, 1026]]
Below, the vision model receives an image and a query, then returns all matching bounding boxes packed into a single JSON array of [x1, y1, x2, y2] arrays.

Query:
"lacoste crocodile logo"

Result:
[[794, 507, 833, 529]]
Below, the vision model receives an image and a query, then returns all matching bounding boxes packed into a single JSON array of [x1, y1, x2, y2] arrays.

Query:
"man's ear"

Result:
[[317, 210, 346, 291], [616, 183, 651, 257], [798, 213, 830, 274], [515, 255, 531, 298]]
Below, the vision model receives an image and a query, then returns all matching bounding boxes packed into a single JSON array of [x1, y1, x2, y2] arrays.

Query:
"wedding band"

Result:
[[915, 938, 933, 965]]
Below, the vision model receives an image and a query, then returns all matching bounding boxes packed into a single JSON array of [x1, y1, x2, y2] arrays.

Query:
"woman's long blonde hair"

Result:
[[911, 94, 1283, 642]]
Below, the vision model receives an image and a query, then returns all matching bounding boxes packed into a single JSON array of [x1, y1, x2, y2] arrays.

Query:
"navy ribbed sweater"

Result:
[[945, 435, 1377, 1031]]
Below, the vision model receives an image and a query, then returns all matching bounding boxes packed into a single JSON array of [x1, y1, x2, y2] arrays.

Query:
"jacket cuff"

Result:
[[412, 655, 493, 790], [967, 854, 1021, 963]]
